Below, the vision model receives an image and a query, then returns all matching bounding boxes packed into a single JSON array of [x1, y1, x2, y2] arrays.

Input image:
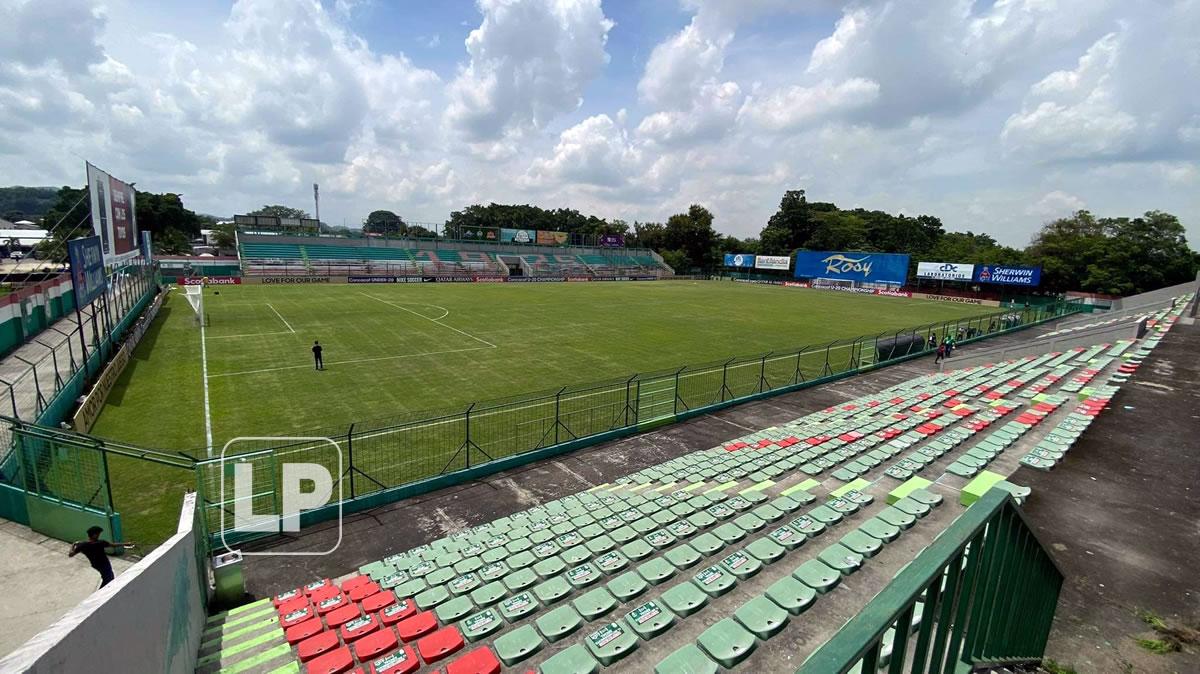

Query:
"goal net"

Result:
[[183, 284, 205, 326]]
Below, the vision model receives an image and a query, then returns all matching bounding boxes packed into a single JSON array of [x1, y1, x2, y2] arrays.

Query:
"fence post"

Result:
[[673, 366, 686, 415], [758, 353, 769, 393], [554, 387, 565, 445], [720, 361, 729, 402], [464, 403, 474, 469], [346, 423, 355, 499]]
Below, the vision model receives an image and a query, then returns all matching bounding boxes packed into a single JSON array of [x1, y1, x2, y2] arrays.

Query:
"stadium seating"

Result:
[[195, 298, 1189, 673]]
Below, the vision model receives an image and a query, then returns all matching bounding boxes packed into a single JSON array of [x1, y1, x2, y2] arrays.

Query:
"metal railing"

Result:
[[799, 489, 1063, 673], [194, 301, 1082, 544]]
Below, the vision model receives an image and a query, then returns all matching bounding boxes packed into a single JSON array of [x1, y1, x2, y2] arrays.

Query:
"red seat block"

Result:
[[445, 646, 502, 674], [349, 582, 382, 603], [311, 584, 341, 604], [395, 610, 438, 641], [278, 596, 311, 617], [416, 626, 465, 664], [366, 646, 419, 674], [281, 605, 315, 629], [306, 646, 354, 674], [380, 599, 416, 626], [304, 579, 334, 596], [354, 626, 399, 661], [326, 604, 362, 629], [361, 591, 395, 614], [298, 630, 341, 662], [286, 617, 325, 644], [340, 613, 380, 643], [274, 587, 304, 606], [317, 594, 350, 616]]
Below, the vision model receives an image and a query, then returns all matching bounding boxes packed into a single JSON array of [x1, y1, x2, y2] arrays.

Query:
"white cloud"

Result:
[[1028, 190, 1086, 219], [739, 78, 880, 132], [445, 0, 613, 142]]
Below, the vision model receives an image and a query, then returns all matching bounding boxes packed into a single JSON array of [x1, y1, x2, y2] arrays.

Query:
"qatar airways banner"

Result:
[[86, 162, 140, 264]]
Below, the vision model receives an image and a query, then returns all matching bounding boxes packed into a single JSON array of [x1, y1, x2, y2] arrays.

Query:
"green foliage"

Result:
[[1042, 658, 1079, 674], [136, 192, 202, 239], [444, 203, 622, 238], [0, 185, 58, 221], [1135, 638, 1178, 654], [250, 204, 310, 219], [33, 186, 90, 262], [663, 204, 720, 270], [212, 223, 237, 251], [364, 209, 405, 235]]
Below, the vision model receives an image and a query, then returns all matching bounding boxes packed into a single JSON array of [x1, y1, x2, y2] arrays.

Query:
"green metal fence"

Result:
[[799, 489, 1063, 674], [195, 301, 1083, 546]]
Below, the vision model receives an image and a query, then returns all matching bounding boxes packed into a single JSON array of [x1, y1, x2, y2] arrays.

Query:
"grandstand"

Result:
[[237, 234, 671, 280]]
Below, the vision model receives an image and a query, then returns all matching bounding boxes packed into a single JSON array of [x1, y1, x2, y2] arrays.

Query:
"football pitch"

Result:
[[91, 280, 995, 543]]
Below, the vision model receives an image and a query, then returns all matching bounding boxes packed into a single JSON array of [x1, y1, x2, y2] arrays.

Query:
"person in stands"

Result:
[[69, 526, 134, 589], [935, 341, 947, 365]]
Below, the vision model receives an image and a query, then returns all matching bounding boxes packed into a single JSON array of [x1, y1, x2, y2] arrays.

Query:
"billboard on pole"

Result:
[[68, 235, 107, 306], [724, 253, 755, 268], [916, 261, 974, 281], [974, 264, 1042, 286], [793, 251, 910, 285], [86, 162, 140, 264], [755, 255, 790, 270]]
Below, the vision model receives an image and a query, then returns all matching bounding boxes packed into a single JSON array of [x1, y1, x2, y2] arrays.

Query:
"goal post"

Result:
[[183, 283, 205, 326]]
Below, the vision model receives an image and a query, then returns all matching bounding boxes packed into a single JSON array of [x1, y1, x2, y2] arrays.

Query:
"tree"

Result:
[[1027, 211, 1106, 292], [663, 204, 720, 270], [33, 186, 90, 262], [363, 210, 405, 236], [153, 228, 192, 255], [759, 190, 816, 254], [212, 223, 237, 251], [136, 192, 202, 240], [250, 205, 310, 219]]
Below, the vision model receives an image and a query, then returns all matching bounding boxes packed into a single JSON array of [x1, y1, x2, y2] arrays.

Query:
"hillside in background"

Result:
[[0, 186, 59, 222]]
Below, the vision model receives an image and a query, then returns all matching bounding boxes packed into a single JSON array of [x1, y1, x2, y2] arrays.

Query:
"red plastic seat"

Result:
[[445, 646, 502, 674], [361, 591, 395, 614], [278, 596, 311, 617], [341, 575, 372, 592], [325, 604, 362, 629], [274, 587, 303, 606], [316, 594, 350, 615], [306, 645, 354, 674], [354, 626, 398, 661], [281, 605, 315, 629], [340, 613, 380, 643], [298, 630, 340, 662], [311, 584, 341, 604], [304, 579, 334, 596], [395, 610, 437, 641], [366, 645, 419, 674], [349, 582, 381, 603], [379, 599, 416, 626], [286, 617, 325, 644], [416, 626, 465, 664]]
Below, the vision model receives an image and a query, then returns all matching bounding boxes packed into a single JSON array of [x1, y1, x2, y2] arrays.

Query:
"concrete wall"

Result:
[[0, 493, 207, 674], [945, 319, 1142, 371], [1108, 278, 1199, 313]]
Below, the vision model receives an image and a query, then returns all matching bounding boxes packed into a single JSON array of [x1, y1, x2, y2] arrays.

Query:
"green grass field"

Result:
[[90, 280, 996, 544]]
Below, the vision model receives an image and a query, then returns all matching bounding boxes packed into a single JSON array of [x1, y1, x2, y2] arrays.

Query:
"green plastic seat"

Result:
[[414, 585, 450, 610], [460, 607, 503, 642], [504, 567, 539, 592], [770, 495, 806, 513], [572, 586, 617, 621], [454, 556, 484, 575], [751, 504, 784, 523], [765, 575, 816, 615], [689, 532, 725, 556], [507, 550, 536, 570], [697, 618, 757, 668], [859, 517, 900, 543], [494, 624, 544, 666], [876, 506, 916, 529], [825, 497, 859, 515], [425, 567, 456, 587], [661, 582, 708, 617], [478, 561, 509, 582], [448, 572, 481, 596], [644, 529, 676, 550], [789, 515, 826, 536], [894, 496, 931, 518], [566, 563, 601, 589], [536, 604, 584, 642], [660, 544, 699, 570], [435, 595, 475, 623], [584, 620, 639, 666], [720, 550, 762, 580], [654, 644, 718, 674], [734, 595, 789, 639], [533, 556, 567, 578], [606, 571, 648, 602], [533, 575, 572, 605], [712, 523, 748, 545], [807, 505, 843, 525], [732, 513, 767, 533], [794, 559, 841, 593], [840, 529, 883, 557], [745, 537, 786, 564], [692, 564, 736, 597], [539, 644, 600, 674], [686, 511, 718, 530], [620, 539, 655, 561], [637, 557, 677, 585], [584, 535, 616, 556], [818, 542, 864, 574], [768, 526, 806, 550], [610, 526, 638, 544], [623, 600, 675, 640], [393, 578, 427, 598], [593, 550, 629, 574], [499, 591, 539, 621], [666, 519, 697, 539]]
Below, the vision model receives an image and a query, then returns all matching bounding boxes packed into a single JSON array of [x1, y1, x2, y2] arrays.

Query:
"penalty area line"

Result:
[[267, 303, 297, 333], [358, 293, 497, 349]]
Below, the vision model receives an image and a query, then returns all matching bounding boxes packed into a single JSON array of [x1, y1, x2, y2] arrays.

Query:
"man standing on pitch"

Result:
[[69, 526, 134, 589], [312, 340, 324, 370]]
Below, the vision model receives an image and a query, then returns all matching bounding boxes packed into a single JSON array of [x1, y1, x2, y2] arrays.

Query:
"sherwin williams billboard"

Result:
[[793, 251, 910, 285], [974, 264, 1042, 286], [723, 253, 755, 268]]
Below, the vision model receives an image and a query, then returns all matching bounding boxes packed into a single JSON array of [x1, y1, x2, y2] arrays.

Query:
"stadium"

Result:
[[1, 3, 1199, 674]]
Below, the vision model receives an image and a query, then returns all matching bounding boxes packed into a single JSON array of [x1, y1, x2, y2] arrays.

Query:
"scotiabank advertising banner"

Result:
[[180, 276, 241, 285], [86, 162, 140, 265]]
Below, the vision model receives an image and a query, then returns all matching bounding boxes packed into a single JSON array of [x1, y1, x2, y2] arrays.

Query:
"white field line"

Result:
[[267, 303, 297, 333], [200, 314, 214, 457], [359, 292, 496, 349], [208, 331, 296, 340], [209, 345, 493, 378]]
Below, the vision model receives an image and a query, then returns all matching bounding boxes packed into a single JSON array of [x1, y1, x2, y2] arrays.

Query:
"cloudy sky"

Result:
[[1, 0, 1197, 246]]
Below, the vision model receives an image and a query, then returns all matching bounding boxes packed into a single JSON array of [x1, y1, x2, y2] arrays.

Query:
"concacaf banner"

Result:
[[916, 261, 975, 281], [754, 255, 790, 270], [86, 162, 140, 265], [724, 253, 755, 268]]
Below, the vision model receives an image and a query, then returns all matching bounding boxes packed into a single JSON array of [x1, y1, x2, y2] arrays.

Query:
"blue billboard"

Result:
[[724, 253, 755, 268], [973, 264, 1041, 287], [68, 235, 107, 306], [793, 251, 910, 285]]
